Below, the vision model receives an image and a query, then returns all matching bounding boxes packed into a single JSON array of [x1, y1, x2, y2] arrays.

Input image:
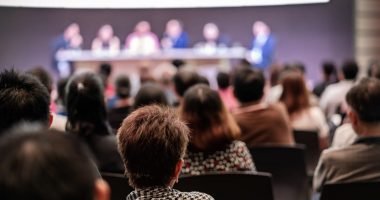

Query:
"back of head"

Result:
[[0, 69, 50, 134], [173, 68, 203, 97], [341, 60, 359, 80], [233, 67, 265, 103], [180, 84, 240, 151], [0, 128, 99, 200], [26, 67, 53, 94], [117, 105, 189, 188], [280, 72, 310, 115], [322, 62, 336, 77], [133, 83, 168, 109], [217, 71, 230, 89], [346, 78, 380, 123], [115, 75, 131, 99], [66, 73, 109, 137]]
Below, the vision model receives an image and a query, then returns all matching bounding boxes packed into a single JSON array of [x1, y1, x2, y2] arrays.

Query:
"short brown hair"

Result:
[[117, 105, 189, 188], [280, 72, 310, 115], [179, 84, 240, 151]]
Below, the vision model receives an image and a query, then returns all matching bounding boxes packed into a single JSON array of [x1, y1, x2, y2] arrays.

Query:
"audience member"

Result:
[[172, 68, 205, 105], [92, 24, 120, 52], [56, 77, 69, 115], [98, 63, 115, 99], [232, 67, 294, 146], [216, 71, 238, 110], [367, 60, 380, 79], [0, 128, 110, 200], [161, 19, 189, 49], [0, 69, 51, 134], [108, 75, 132, 130], [125, 21, 160, 55], [313, 62, 338, 97], [265, 64, 284, 103], [179, 84, 255, 175], [314, 78, 380, 191], [133, 83, 168, 109], [117, 105, 214, 200], [320, 60, 358, 118], [66, 73, 123, 173], [279, 72, 329, 149]]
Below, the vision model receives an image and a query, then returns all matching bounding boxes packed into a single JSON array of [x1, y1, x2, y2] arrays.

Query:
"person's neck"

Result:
[[116, 98, 131, 108], [357, 123, 380, 137], [240, 99, 263, 107]]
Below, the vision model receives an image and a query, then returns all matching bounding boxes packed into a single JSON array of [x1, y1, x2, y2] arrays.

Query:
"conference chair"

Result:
[[293, 130, 321, 174], [250, 145, 309, 200], [175, 171, 274, 200], [101, 172, 134, 200], [320, 181, 380, 200]]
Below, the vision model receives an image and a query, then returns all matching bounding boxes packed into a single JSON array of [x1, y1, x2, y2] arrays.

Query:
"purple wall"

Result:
[[0, 0, 353, 82]]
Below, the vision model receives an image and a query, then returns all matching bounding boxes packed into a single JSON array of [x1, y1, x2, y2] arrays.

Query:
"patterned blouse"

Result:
[[182, 140, 256, 175], [126, 187, 214, 200]]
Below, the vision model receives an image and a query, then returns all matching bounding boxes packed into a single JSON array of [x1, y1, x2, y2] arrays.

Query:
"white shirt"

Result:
[[331, 123, 358, 148], [291, 106, 329, 138]]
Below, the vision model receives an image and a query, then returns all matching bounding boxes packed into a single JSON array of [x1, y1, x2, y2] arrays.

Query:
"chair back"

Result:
[[101, 172, 134, 200], [293, 130, 321, 174], [175, 171, 274, 200], [320, 181, 380, 200], [250, 145, 309, 200]]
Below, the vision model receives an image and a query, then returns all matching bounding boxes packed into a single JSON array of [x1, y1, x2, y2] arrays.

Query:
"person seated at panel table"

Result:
[[247, 21, 276, 70], [117, 105, 214, 200], [125, 21, 160, 55], [92, 24, 120, 52], [161, 19, 189, 49], [194, 23, 230, 54], [179, 84, 255, 175]]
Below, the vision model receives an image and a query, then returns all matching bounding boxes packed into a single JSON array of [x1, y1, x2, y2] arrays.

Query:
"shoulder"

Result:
[[179, 191, 214, 200]]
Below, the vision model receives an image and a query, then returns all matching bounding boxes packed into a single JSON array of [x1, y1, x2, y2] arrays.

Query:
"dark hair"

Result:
[[99, 63, 112, 78], [57, 77, 69, 105], [279, 72, 311, 115], [233, 67, 265, 103], [66, 73, 111, 137], [322, 62, 336, 76], [26, 67, 53, 93], [341, 60, 359, 80], [117, 105, 189, 188], [269, 64, 283, 86], [0, 69, 50, 134], [173, 69, 203, 97], [0, 129, 99, 200], [346, 78, 380, 123], [180, 84, 240, 151], [115, 75, 131, 99], [133, 83, 168, 109], [217, 72, 230, 89]]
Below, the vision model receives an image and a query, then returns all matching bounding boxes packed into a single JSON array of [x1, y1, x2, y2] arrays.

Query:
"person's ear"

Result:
[[94, 179, 110, 200], [49, 113, 53, 127], [174, 159, 183, 179], [348, 110, 359, 127]]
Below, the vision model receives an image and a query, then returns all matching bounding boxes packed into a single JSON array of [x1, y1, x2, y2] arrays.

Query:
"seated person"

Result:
[[216, 71, 238, 111], [125, 21, 160, 55], [108, 75, 132, 130], [314, 78, 380, 192], [179, 84, 255, 175], [195, 23, 229, 53], [172, 68, 207, 105], [0, 128, 110, 200], [92, 24, 120, 52], [132, 83, 168, 110], [117, 105, 214, 200], [232, 67, 294, 146], [279, 72, 329, 149], [313, 62, 338, 98], [161, 19, 189, 49], [66, 73, 123, 173], [0, 69, 50, 134]]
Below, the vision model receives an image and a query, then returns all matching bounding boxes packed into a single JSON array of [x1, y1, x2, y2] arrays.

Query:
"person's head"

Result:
[[341, 60, 359, 80], [321, 61, 337, 81], [217, 71, 230, 90], [135, 21, 151, 34], [26, 66, 53, 94], [269, 64, 283, 86], [368, 60, 380, 79], [66, 73, 110, 137], [165, 19, 183, 38], [133, 83, 168, 109], [98, 24, 114, 41], [57, 77, 69, 105], [180, 84, 240, 151], [115, 75, 131, 99], [64, 23, 80, 40], [0, 128, 109, 200], [173, 68, 203, 97], [117, 105, 189, 188], [0, 69, 50, 134], [346, 78, 380, 135], [252, 21, 270, 36], [279, 72, 310, 115], [99, 63, 112, 87], [233, 67, 265, 103], [203, 23, 219, 42]]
